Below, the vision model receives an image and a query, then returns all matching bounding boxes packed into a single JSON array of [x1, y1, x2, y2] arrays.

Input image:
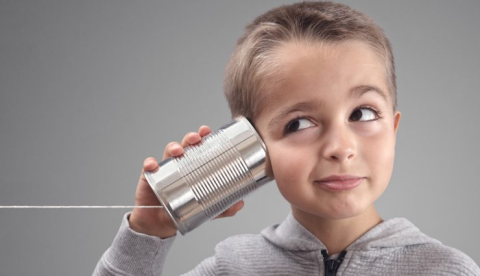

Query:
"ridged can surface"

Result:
[[145, 116, 271, 234]]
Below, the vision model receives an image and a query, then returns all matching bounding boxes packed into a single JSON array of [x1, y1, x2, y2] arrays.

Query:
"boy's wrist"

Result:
[[99, 213, 175, 275], [128, 212, 177, 239]]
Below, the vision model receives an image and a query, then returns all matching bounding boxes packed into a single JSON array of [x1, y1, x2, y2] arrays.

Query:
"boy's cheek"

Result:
[[358, 132, 396, 162], [361, 136, 396, 178], [354, 122, 397, 159], [268, 145, 312, 181]]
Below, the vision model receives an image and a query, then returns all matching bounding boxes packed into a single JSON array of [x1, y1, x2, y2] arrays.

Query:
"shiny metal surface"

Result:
[[145, 116, 272, 234]]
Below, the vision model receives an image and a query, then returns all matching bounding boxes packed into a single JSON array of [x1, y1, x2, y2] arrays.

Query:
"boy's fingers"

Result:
[[181, 132, 202, 148], [163, 126, 210, 161], [143, 157, 159, 171], [138, 157, 159, 186], [198, 125, 211, 137], [163, 142, 184, 160], [217, 200, 244, 218]]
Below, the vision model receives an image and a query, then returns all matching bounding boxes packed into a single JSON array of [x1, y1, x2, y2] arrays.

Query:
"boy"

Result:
[[94, 2, 480, 275]]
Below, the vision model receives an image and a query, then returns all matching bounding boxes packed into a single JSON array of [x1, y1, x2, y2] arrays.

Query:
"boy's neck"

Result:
[[291, 205, 383, 255]]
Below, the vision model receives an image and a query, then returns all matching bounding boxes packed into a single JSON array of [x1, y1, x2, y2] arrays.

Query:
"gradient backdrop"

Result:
[[1, 1, 479, 275]]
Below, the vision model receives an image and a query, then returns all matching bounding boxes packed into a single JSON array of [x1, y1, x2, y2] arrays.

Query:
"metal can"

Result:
[[144, 116, 272, 235]]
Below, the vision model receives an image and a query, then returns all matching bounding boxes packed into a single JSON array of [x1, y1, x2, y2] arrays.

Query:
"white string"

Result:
[[0, 206, 163, 209]]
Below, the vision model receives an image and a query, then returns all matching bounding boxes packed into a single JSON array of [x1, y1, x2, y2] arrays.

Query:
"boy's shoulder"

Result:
[[347, 217, 480, 275], [400, 242, 480, 275]]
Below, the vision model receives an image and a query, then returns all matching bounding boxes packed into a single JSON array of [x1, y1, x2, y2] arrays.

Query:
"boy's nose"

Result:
[[321, 125, 356, 163]]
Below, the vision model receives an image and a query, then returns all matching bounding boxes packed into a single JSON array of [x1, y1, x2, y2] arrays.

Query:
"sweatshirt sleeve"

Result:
[[92, 213, 175, 276]]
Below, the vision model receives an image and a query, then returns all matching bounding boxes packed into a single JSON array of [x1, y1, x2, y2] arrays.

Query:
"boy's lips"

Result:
[[315, 175, 365, 191]]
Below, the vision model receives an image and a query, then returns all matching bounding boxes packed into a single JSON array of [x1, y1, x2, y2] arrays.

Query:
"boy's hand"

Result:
[[129, 125, 245, 239]]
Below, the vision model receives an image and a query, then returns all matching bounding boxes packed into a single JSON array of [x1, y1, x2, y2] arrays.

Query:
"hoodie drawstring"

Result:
[[321, 249, 347, 276]]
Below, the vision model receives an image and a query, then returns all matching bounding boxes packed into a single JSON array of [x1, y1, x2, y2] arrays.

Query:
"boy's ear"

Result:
[[393, 111, 401, 136]]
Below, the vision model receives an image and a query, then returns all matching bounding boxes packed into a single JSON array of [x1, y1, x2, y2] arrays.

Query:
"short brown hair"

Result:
[[224, 1, 396, 120]]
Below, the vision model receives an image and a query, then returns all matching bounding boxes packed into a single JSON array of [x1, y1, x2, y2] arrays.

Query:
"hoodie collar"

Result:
[[261, 213, 326, 251], [261, 213, 441, 252], [347, 217, 441, 251]]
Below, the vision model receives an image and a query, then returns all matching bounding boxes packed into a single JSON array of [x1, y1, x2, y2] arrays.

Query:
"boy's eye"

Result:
[[349, 107, 379, 122], [284, 118, 315, 134]]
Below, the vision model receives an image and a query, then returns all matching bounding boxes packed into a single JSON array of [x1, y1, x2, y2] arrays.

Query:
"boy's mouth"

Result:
[[315, 175, 365, 191]]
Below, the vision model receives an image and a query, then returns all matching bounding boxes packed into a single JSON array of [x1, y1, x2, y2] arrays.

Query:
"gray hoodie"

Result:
[[93, 213, 480, 276]]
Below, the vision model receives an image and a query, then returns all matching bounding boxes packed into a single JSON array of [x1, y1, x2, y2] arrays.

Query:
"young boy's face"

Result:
[[254, 40, 401, 222]]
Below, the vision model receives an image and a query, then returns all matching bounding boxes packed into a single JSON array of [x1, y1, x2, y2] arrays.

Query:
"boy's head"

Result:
[[224, 1, 396, 120], [223, 2, 401, 224]]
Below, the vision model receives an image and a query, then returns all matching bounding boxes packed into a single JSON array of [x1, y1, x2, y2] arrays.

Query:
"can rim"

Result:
[[144, 170, 188, 235], [235, 116, 268, 153]]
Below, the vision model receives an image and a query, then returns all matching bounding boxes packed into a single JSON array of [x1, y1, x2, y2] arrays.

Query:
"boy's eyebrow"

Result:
[[350, 85, 388, 103], [268, 100, 322, 131]]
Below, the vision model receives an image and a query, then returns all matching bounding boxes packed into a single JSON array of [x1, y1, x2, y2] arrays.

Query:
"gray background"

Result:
[[1, 1, 479, 275]]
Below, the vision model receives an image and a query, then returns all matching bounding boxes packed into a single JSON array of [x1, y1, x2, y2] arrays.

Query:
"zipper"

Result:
[[321, 249, 347, 276]]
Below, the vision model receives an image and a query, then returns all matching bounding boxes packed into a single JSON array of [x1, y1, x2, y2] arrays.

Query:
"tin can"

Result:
[[144, 116, 272, 234]]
